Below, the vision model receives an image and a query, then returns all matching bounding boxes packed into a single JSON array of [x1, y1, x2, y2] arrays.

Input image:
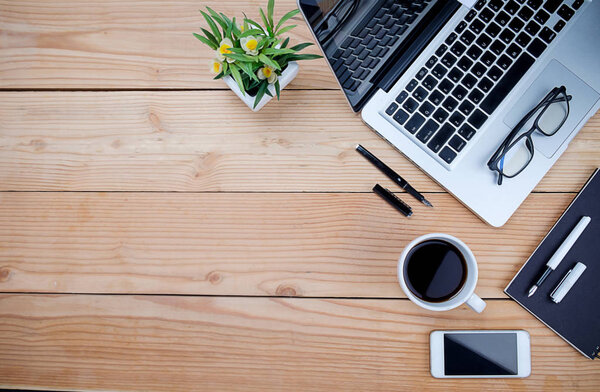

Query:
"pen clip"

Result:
[[550, 268, 572, 299]]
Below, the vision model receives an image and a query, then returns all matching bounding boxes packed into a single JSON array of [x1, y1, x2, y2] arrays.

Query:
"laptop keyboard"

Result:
[[330, 0, 431, 92], [384, 0, 583, 167]]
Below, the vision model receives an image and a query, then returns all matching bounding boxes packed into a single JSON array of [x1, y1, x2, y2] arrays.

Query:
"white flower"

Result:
[[209, 59, 223, 75], [216, 38, 235, 63], [240, 35, 259, 55], [257, 66, 278, 84]]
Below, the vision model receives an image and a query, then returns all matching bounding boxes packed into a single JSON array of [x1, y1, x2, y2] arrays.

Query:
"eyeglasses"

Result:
[[487, 86, 572, 185]]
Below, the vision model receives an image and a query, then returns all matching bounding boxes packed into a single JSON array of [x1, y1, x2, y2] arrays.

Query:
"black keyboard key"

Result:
[[486, 22, 502, 38], [457, 57, 473, 72], [426, 55, 438, 68], [427, 124, 455, 153], [527, 37, 547, 57], [507, 43, 522, 58], [350, 38, 361, 48], [340, 37, 353, 49], [557, 5, 574, 20], [358, 49, 369, 60], [572, 0, 583, 10], [525, 20, 541, 35], [471, 62, 486, 78], [495, 11, 511, 26], [339, 68, 352, 84], [490, 40, 506, 56], [543, 0, 561, 13], [534, 9, 550, 25], [419, 101, 436, 117], [539, 26, 556, 44], [422, 75, 438, 90], [458, 100, 475, 116], [449, 135, 467, 152], [458, 123, 477, 140], [467, 108, 489, 129], [508, 17, 525, 33], [349, 60, 361, 71], [500, 28, 516, 44], [350, 80, 360, 91], [461, 31, 476, 46], [432, 64, 448, 79], [429, 90, 444, 105], [439, 147, 458, 164], [448, 67, 464, 83], [371, 47, 383, 57], [482, 51, 497, 66], [462, 73, 477, 89], [395, 91, 408, 103], [439, 78, 454, 94], [455, 21, 467, 34], [480, 8, 494, 23], [554, 20, 566, 32], [435, 44, 448, 57], [412, 86, 429, 102], [406, 79, 418, 92], [433, 107, 449, 123], [416, 67, 428, 80], [478, 76, 494, 93], [527, 0, 543, 9], [393, 108, 410, 125], [497, 54, 513, 69], [403, 97, 419, 113], [442, 53, 458, 68], [518, 6, 535, 21], [442, 96, 459, 112], [490, 0, 504, 11], [416, 120, 439, 143], [516, 32, 532, 47], [487, 65, 503, 81], [452, 85, 468, 100], [475, 0, 486, 10], [446, 32, 458, 46], [342, 77, 355, 89], [367, 39, 378, 50], [470, 19, 485, 34], [477, 35, 493, 51], [480, 52, 535, 115], [466, 45, 483, 61], [468, 88, 484, 104], [333, 48, 343, 59], [405, 113, 426, 134], [505, 0, 520, 14], [465, 9, 477, 22], [451, 42, 467, 57], [449, 112, 465, 127]]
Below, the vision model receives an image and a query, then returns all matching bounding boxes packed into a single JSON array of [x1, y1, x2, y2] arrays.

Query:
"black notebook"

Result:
[[505, 168, 600, 360]]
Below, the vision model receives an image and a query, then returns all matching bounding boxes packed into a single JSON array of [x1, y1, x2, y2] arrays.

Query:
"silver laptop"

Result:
[[298, 0, 600, 226]]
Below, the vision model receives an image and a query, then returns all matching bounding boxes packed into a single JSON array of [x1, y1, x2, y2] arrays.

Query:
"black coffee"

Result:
[[404, 239, 467, 303]]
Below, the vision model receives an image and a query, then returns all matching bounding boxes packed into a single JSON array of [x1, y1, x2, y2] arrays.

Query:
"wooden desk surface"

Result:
[[1, 1, 599, 390]]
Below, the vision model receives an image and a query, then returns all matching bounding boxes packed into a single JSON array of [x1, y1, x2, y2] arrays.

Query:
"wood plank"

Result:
[[0, 295, 598, 391], [1, 91, 598, 192], [0, 191, 574, 297], [0, 0, 336, 89]]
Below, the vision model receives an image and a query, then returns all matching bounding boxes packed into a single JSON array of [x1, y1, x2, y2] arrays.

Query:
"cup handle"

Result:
[[466, 293, 486, 313]]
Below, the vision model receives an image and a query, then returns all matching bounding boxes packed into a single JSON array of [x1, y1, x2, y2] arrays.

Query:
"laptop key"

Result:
[[416, 67, 428, 80], [429, 90, 444, 105], [442, 97, 459, 112], [455, 21, 467, 34], [480, 8, 494, 23], [500, 28, 516, 44], [467, 109, 488, 129], [515, 32, 532, 47], [450, 42, 467, 57], [486, 22, 502, 38], [572, 0, 583, 10], [518, 6, 534, 21], [427, 124, 455, 153], [458, 123, 477, 140], [402, 97, 419, 113], [452, 85, 468, 100], [553, 20, 565, 32], [416, 120, 440, 143], [495, 11, 511, 26], [432, 64, 448, 79], [449, 112, 465, 127], [504, 0, 520, 14], [406, 79, 419, 92], [469, 19, 485, 34], [457, 57, 473, 72], [468, 88, 484, 104], [433, 107, 449, 123], [557, 5, 574, 21], [527, 37, 547, 57], [442, 53, 458, 68], [448, 67, 464, 83], [465, 9, 477, 22], [471, 62, 486, 78], [534, 9, 550, 25], [487, 65, 503, 81], [458, 100, 475, 116], [445, 32, 458, 46], [506, 43, 522, 58], [405, 113, 426, 134], [477, 77, 493, 93], [422, 75, 438, 90], [419, 101, 436, 117], [489, 0, 503, 11], [439, 147, 458, 164], [508, 18, 525, 33], [396, 91, 409, 104], [461, 30, 476, 46], [539, 27, 556, 44], [466, 45, 483, 61], [462, 73, 477, 89], [449, 135, 467, 152], [412, 86, 429, 102], [439, 78, 454, 94], [527, 0, 543, 10], [525, 20, 541, 35], [393, 108, 410, 125], [436, 44, 448, 57], [426, 55, 438, 68], [497, 54, 513, 70], [482, 51, 497, 66], [476, 34, 492, 50]]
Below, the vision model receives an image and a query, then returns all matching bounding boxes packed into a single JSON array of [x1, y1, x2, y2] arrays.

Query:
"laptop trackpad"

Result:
[[503, 60, 599, 159]]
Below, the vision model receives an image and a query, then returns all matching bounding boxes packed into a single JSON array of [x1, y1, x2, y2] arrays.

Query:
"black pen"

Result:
[[356, 144, 433, 207]]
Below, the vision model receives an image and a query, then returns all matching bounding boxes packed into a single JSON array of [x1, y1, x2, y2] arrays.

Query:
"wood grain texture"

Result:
[[1, 91, 599, 192], [0, 0, 335, 89], [0, 191, 574, 297], [0, 295, 598, 392]]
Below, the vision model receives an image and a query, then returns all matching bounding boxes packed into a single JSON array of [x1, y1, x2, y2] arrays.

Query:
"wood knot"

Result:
[[0, 268, 11, 282], [276, 284, 298, 296], [206, 271, 222, 285]]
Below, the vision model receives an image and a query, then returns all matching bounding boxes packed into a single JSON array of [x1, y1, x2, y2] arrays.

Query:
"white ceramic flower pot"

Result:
[[223, 61, 299, 112]]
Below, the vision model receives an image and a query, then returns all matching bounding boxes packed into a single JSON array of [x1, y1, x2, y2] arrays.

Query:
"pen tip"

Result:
[[355, 144, 361, 150], [422, 198, 433, 207], [527, 286, 537, 297]]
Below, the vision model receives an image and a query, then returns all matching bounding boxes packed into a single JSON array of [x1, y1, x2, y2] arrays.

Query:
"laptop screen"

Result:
[[298, 0, 459, 111]]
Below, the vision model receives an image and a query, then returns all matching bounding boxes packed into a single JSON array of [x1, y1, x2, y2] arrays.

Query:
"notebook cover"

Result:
[[505, 168, 600, 359]]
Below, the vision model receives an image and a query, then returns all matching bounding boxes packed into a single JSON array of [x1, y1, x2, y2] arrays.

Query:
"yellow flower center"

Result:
[[219, 43, 232, 55], [213, 62, 221, 73], [262, 67, 272, 78], [245, 39, 258, 51]]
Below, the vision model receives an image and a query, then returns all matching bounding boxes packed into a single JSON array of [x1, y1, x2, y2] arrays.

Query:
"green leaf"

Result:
[[229, 64, 246, 95], [258, 54, 280, 70], [225, 53, 259, 63], [267, 0, 275, 28], [281, 37, 290, 48], [274, 79, 281, 100], [257, 36, 270, 50], [265, 88, 273, 97], [290, 42, 313, 52], [259, 8, 273, 35], [276, 25, 296, 36], [275, 9, 299, 33], [200, 11, 221, 41], [200, 28, 219, 46], [263, 47, 295, 55], [240, 28, 264, 38], [245, 17, 263, 31], [205, 7, 228, 32], [285, 54, 323, 61], [253, 81, 268, 108], [238, 61, 259, 81], [193, 33, 217, 50]]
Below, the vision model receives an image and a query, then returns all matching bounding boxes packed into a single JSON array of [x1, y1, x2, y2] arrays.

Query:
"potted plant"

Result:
[[193, 0, 321, 111]]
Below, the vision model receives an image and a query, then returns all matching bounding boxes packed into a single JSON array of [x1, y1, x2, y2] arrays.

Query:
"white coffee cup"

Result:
[[397, 233, 486, 313]]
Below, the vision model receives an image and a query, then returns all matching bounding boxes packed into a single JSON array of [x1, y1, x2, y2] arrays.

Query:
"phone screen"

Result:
[[444, 333, 518, 375]]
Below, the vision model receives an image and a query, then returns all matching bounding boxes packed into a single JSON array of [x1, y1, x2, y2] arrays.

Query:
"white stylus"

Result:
[[527, 216, 591, 297]]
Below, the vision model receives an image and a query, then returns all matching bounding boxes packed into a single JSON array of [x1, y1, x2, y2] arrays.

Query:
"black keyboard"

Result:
[[330, 0, 431, 92], [385, 0, 582, 167]]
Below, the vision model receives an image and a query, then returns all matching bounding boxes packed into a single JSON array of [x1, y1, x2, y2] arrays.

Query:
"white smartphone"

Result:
[[430, 330, 531, 378]]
